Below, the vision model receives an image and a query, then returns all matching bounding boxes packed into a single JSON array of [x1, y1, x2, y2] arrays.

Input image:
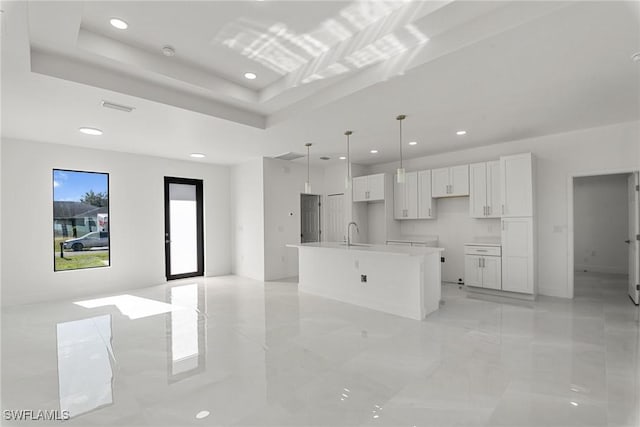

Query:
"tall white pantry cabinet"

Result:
[[500, 153, 536, 295]]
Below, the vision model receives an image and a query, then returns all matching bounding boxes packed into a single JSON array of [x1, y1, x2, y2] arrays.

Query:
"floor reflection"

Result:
[[56, 315, 113, 419], [166, 283, 207, 383]]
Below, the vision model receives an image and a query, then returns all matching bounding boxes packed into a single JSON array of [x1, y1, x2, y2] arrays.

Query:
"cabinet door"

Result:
[[482, 256, 502, 290], [486, 161, 501, 217], [367, 174, 385, 201], [393, 175, 406, 219], [405, 171, 418, 219], [431, 168, 450, 197], [352, 176, 368, 202], [500, 153, 533, 217], [450, 165, 469, 196], [501, 217, 534, 294], [418, 170, 435, 218], [469, 163, 487, 217], [465, 255, 483, 287]]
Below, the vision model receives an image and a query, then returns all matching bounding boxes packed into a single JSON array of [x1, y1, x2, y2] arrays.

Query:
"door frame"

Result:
[[164, 177, 204, 280], [567, 168, 639, 299]]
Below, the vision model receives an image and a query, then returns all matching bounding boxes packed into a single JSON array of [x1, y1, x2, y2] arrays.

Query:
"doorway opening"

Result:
[[570, 172, 639, 304], [164, 177, 204, 280], [300, 193, 321, 243]]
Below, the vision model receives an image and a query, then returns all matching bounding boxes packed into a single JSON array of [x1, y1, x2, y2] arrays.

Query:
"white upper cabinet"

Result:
[[418, 170, 436, 219], [368, 173, 385, 201], [394, 170, 435, 220], [353, 173, 385, 202], [394, 172, 418, 219], [487, 161, 501, 217], [470, 161, 501, 218], [500, 153, 533, 217], [469, 163, 487, 217], [431, 168, 450, 197], [352, 176, 368, 202], [431, 165, 469, 197], [450, 165, 470, 196]]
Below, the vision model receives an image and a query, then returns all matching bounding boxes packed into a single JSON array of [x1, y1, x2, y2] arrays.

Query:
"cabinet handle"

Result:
[[428, 208, 431, 217], [502, 220, 505, 231], [488, 206, 491, 216], [501, 204, 505, 215], [478, 258, 482, 268]]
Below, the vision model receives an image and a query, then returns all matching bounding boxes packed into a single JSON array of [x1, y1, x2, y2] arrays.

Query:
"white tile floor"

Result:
[[2, 272, 639, 426]]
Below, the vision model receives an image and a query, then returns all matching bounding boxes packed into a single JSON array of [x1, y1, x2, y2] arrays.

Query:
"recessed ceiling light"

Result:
[[244, 72, 257, 80], [109, 18, 128, 30], [632, 52, 640, 62], [409, 141, 417, 146], [370, 149, 378, 154], [79, 127, 103, 136], [339, 156, 346, 160], [456, 130, 467, 136], [162, 45, 176, 57], [195, 411, 210, 419], [190, 153, 205, 158]]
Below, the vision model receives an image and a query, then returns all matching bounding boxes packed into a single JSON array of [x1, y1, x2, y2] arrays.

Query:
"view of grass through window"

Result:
[[53, 169, 110, 271]]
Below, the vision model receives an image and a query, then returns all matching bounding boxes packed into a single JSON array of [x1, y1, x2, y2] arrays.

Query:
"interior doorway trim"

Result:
[[567, 167, 639, 298]]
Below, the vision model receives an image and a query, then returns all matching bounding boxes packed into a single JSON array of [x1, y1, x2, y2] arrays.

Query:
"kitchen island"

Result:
[[286, 242, 444, 320]]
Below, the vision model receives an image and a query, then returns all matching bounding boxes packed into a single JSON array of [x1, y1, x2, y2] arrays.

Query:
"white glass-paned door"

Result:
[[169, 183, 198, 275]]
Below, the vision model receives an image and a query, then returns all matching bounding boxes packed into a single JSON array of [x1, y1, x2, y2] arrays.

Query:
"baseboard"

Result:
[[466, 285, 536, 302], [575, 264, 627, 275]]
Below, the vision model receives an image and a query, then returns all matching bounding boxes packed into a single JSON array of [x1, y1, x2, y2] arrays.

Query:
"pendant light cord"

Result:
[[399, 119, 403, 170], [305, 143, 312, 188], [307, 145, 310, 183]]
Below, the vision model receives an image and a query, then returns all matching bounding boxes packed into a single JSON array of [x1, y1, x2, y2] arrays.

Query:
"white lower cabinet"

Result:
[[464, 244, 502, 290], [501, 217, 534, 294]]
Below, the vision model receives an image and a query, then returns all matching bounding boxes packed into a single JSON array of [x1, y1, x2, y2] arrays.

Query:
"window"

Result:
[[53, 169, 110, 271]]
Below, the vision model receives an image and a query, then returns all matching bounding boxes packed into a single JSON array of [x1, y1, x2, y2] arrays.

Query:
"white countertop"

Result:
[[464, 236, 502, 247], [287, 242, 444, 256], [386, 236, 438, 244]]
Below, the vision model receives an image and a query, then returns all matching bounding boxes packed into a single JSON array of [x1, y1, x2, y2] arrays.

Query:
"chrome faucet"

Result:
[[346, 221, 359, 246]]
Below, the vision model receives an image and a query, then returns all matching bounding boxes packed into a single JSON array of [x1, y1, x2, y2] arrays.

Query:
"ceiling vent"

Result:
[[272, 152, 305, 161], [101, 100, 135, 112]]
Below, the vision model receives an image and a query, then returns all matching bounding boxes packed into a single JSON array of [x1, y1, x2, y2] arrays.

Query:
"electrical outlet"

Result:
[[441, 257, 445, 263], [360, 274, 367, 283]]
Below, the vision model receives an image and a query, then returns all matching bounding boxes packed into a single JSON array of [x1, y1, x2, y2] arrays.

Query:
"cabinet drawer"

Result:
[[464, 245, 501, 256]]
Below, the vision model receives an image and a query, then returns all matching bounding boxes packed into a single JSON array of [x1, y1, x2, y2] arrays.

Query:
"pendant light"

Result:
[[396, 114, 406, 184], [344, 130, 353, 189], [305, 143, 312, 193]]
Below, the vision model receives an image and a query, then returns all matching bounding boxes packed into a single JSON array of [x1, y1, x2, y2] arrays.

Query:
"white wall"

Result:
[[574, 174, 629, 274], [1, 138, 231, 306], [263, 157, 324, 281], [367, 121, 640, 297], [230, 158, 264, 281], [395, 197, 501, 283]]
